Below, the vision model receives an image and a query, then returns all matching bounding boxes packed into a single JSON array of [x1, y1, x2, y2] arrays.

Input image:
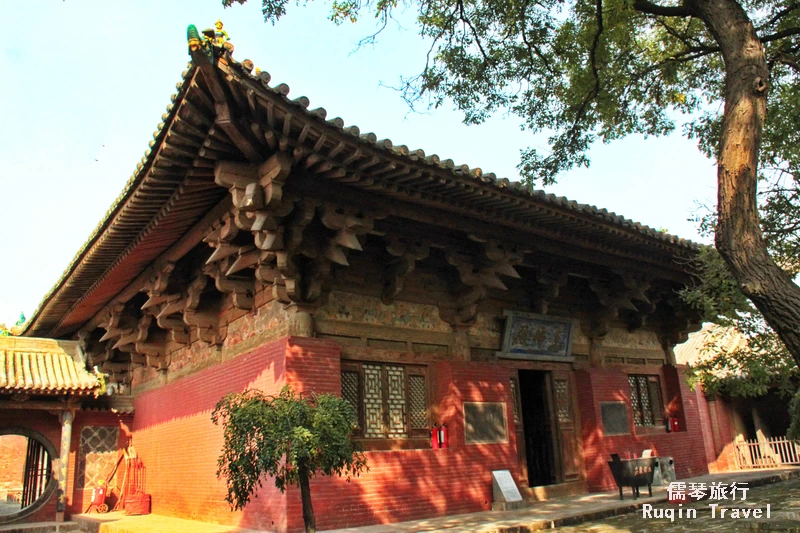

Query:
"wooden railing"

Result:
[[734, 436, 800, 469]]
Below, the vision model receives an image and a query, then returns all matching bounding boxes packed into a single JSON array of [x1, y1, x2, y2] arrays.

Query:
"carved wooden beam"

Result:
[[98, 304, 135, 343], [204, 213, 241, 264], [589, 277, 639, 318], [382, 236, 430, 304], [203, 262, 254, 311], [525, 266, 568, 315]]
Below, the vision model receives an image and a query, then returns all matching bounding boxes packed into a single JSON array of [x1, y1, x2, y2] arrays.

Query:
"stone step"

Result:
[[519, 480, 588, 502], [0, 522, 85, 533]]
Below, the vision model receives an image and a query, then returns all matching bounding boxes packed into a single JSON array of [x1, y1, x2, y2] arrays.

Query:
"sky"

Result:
[[0, 1, 718, 328]]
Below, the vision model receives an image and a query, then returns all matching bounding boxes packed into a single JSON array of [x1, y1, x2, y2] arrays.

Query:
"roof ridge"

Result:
[[225, 56, 700, 251]]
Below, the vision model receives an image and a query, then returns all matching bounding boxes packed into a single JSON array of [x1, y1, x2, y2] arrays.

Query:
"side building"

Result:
[[9, 30, 705, 531]]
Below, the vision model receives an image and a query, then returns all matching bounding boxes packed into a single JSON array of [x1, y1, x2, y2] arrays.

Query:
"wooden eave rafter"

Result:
[[25, 67, 237, 338], [25, 51, 700, 340], [212, 58, 698, 261]]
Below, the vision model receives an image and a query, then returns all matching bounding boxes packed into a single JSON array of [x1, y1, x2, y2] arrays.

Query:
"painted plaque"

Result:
[[600, 402, 630, 436], [492, 470, 523, 503], [497, 311, 576, 362], [464, 402, 508, 444]]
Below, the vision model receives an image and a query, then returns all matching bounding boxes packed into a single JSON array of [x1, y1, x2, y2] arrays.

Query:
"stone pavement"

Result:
[[552, 475, 800, 532], [41, 467, 800, 533], [323, 468, 800, 533]]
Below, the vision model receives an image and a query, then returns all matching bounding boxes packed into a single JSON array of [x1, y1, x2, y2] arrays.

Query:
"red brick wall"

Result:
[[0, 410, 62, 523], [576, 365, 709, 492], [130, 336, 290, 531], [66, 412, 133, 516], [285, 337, 341, 395], [285, 361, 520, 532], [694, 386, 719, 470], [702, 396, 738, 472]]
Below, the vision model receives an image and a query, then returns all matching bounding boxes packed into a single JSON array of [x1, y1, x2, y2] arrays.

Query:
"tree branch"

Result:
[[520, 0, 558, 76], [633, 0, 693, 17], [456, 0, 492, 65], [761, 26, 800, 44], [565, 0, 604, 151], [771, 51, 800, 73], [758, 2, 800, 31]]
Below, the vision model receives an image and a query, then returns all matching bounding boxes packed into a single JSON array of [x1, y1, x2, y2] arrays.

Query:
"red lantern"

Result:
[[438, 423, 449, 449], [670, 417, 680, 432]]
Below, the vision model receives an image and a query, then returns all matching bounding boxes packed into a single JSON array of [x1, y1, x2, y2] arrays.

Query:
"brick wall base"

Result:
[[576, 365, 709, 492]]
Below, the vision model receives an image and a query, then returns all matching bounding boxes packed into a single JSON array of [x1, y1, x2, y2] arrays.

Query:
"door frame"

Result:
[[508, 364, 585, 486]]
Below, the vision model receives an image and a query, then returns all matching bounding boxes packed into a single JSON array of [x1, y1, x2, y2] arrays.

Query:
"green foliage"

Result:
[[685, 320, 797, 400], [789, 390, 800, 440], [680, 247, 753, 323], [680, 248, 798, 400], [224, 0, 798, 189], [211, 386, 367, 511]]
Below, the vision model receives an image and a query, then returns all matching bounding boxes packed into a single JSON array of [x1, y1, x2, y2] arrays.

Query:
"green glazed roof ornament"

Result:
[[187, 21, 234, 64]]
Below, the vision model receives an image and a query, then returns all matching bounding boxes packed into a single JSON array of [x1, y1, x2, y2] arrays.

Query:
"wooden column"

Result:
[[451, 328, 471, 361], [56, 409, 74, 521], [287, 304, 315, 337]]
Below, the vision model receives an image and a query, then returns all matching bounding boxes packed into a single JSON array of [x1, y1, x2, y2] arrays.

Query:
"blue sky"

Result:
[[0, 1, 717, 327]]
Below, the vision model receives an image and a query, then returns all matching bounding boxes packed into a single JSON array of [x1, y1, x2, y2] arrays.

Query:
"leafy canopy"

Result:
[[681, 246, 797, 400], [225, 0, 799, 190], [211, 386, 367, 510]]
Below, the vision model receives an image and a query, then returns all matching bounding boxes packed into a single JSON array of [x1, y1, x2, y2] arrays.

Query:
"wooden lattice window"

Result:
[[553, 378, 571, 424], [628, 375, 663, 427], [341, 361, 429, 439], [77, 426, 119, 489], [509, 377, 521, 425]]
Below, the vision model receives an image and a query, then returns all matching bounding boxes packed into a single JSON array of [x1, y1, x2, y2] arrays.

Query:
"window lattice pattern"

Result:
[[77, 426, 119, 489], [628, 375, 642, 426], [409, 375, 427, 429], [554, 379, 571, 424], [648, 379, 664, 425], [342, 371, 360, 426], [363, 364, 385, 437], [343, 362, 428, 439], [637, 376, 653, 425], [510, 378, 520, 424], [386, 366, 407, 438], [629, 375, 662, 427]]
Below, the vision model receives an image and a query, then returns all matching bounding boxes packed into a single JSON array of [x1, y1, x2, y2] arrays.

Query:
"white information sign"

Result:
[[491, 470, 522, 503]]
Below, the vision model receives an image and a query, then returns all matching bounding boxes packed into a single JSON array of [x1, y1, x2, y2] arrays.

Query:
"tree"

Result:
[[211, 386, 367, 533], [224, 0, 800, 367], [680, 239, 799, 433]]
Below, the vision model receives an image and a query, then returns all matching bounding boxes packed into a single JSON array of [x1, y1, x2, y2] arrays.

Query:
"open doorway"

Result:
[[518, 370, 558, 486], [0, 431, 55, 523]]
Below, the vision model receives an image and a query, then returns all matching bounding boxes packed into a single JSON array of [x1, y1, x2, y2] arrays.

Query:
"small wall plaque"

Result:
[[497, 311, 576, 362], [600, 402, 630, 436], [464, 402, 508, 444]]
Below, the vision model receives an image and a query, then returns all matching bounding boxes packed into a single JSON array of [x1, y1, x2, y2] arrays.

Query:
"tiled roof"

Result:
[[24, 49, 702, 338], [674, 323, 748, 366], [0, 337, 99, 394], [224, 57, 701, 251]]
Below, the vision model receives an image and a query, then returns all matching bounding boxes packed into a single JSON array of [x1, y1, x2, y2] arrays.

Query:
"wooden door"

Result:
[[510, 373, 528, 484], [551, 370, 580, 482]]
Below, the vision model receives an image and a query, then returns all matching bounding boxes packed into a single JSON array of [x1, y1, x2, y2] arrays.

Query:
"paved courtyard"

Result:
[[552, 477, 800, 532]]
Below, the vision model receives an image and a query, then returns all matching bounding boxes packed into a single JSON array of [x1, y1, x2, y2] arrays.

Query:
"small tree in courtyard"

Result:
[[211, 386, 367, 533]]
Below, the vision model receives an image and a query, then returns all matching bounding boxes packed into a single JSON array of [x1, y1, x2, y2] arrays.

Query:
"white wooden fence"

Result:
[[734, 436, 800, 469]]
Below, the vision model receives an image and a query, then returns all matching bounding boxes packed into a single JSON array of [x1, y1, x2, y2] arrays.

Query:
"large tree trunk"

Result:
[[696, 0, 800, 366], [298, 459, 316, 533]]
